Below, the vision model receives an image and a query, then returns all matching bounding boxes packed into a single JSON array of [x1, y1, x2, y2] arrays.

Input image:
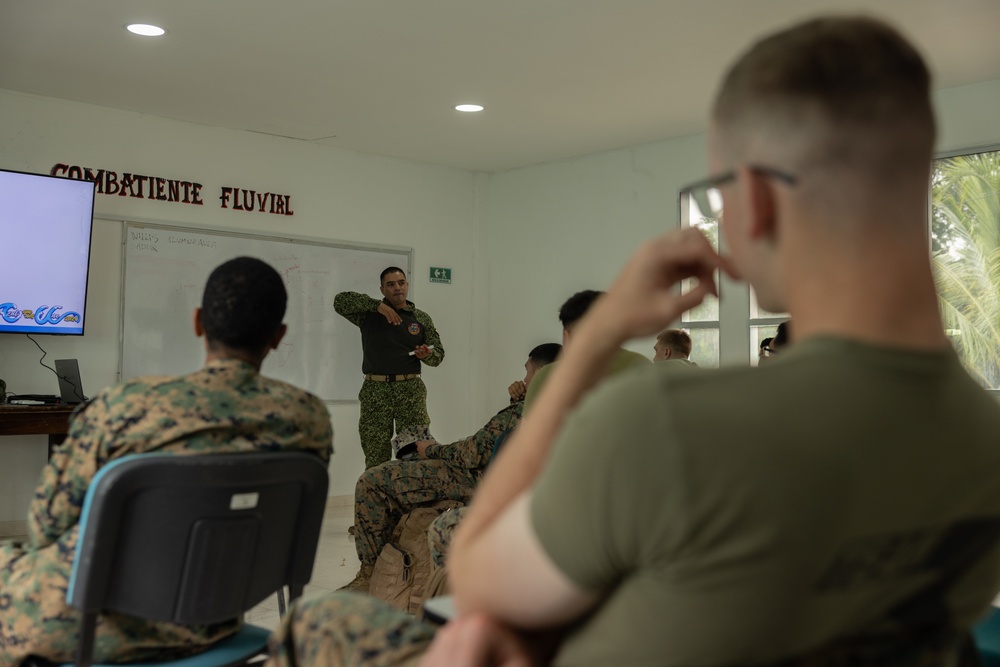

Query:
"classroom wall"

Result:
[[0, 88, 480, 524], [480, 77, 1000, 395], [1, 77, 998, 527]]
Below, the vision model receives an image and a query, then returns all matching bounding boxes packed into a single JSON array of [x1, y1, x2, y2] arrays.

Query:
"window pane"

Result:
[[931, 149, 1000, 389], [681, 194, 720, 322], [689, 328, 720, 368], [750, 325, 780, 367]]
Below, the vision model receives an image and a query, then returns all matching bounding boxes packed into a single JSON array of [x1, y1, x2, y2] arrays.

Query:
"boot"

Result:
[[339, 563, 373, 593]]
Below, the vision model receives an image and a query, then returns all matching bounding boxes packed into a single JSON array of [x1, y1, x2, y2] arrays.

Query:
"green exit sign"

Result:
[[429, 267, 452, 284]]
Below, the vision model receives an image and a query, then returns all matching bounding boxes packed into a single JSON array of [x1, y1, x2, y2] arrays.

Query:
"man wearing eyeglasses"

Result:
[[265, 17, 1000, 667]]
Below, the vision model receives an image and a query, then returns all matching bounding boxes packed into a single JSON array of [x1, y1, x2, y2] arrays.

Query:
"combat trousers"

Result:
[[354, 459, 477, 566], [358, 378, 430, 469], [266, 592, 435, 667], [427, 505, 468, 570]]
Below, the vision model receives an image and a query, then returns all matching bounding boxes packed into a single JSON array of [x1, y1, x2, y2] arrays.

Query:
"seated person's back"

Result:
[[0, 256, 333, 665]]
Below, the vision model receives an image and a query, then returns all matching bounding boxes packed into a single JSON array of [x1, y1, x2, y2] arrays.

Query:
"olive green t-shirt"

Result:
[[531, 337, 1000, 666], [523, 348, 650, 413]]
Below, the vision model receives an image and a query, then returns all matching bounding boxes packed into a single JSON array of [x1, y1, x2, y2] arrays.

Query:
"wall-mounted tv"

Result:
[[0, 168, 96, 335]]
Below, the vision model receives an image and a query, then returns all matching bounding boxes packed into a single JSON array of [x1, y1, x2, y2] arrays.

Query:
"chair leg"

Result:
[[76, 613, 98, 667], [277, 586, 287, 618]]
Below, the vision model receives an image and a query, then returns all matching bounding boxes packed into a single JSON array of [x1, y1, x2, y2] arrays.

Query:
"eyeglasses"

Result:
[[681, 165, 797, 219]]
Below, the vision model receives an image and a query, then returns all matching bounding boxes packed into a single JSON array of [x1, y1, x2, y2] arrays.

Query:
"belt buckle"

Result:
[[387, 374, 398, 383]]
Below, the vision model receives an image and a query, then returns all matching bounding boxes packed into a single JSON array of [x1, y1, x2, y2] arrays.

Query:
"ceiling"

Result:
[[3, 0, 1000, 172]]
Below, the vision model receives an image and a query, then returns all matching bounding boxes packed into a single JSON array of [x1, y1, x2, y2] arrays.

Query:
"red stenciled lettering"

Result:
[[50, 164, 68, 176], [105, 171, 120, 195], [190, 183, 203, 205], [256, 191, 268, 212], [83, 168, 105, 193], [154, 177, 167, 201], [284, 195, 294, 216]]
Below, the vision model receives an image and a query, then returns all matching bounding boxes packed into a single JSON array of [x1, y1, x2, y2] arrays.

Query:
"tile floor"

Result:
[[244, 503, 358, 630]]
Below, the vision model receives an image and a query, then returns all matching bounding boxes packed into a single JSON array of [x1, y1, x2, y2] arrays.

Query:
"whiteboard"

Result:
[[120, 222, 410, 402]]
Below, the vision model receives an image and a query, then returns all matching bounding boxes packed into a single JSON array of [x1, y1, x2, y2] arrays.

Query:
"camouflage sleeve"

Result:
[[333, 291, 380, 327], [27, 395, 112, 549], [414, 308, 444, 367], [424, 402, 522, 469]]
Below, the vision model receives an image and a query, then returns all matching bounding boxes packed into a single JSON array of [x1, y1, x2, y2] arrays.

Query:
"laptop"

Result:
[[55, 359, 87, 404]]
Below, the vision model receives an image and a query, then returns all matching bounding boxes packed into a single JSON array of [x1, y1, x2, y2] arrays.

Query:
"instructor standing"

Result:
[[335, 266, 444, 468]]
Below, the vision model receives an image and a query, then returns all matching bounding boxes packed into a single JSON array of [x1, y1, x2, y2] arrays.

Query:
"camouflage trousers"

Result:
[[354, 459, 477, 566], [0, 535, 236, 664], [427, 506, 468, 570], [359, 378, 430, 469], [266, 592, 435, 667]]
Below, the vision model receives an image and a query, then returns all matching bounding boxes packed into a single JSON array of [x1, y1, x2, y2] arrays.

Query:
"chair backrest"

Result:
[[67, 451, 329, 625]]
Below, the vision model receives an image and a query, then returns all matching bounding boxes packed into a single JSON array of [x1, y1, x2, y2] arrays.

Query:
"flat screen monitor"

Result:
[[0, 168, 96, 335]]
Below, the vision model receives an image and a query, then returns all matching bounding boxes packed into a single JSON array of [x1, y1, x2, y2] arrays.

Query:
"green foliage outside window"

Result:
[[931, 150, 1000, 389]]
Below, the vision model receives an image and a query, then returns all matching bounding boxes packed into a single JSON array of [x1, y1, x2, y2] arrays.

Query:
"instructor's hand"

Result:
[[414, 344, 433, 359], [378, 302, 402, 325]]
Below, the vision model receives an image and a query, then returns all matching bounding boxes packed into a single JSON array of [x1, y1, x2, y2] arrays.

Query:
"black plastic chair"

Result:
[[65, 450, 329, 667]]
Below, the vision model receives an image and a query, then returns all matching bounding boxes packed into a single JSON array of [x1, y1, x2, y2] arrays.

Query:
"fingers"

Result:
[[419, 615, 534, 667], [378, 303, 403, 325], [508, 381, 527, 400]]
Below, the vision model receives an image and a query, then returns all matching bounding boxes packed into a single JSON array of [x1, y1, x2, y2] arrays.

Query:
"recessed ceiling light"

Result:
[[126, 24, 166, 37], [455, 104, 484, 113]]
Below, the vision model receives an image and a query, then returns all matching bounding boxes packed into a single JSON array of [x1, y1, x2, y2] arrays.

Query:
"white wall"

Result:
[[2, 77, 998, 526], [481, 77, 1000, 395], [0, 89, 479, 522]]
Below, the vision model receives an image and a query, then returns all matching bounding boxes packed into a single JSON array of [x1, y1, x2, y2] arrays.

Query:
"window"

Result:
[[679, 192, 720, 367], [748, 289, 788, 367], [930, 146, 1000, 391]]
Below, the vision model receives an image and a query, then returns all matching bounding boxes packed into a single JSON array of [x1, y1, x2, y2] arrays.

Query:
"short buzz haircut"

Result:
[[712, 17, 935, 183], [528, 343, 562, 368], [201, 257, 286, 351], [657, 329, 693, 358], [558, 290, 604, 329], [380, 266, 407, 285]]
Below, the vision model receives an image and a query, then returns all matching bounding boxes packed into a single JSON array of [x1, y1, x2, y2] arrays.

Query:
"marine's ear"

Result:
[[742, 166, 779, 242], [193, 307, 205, 338], [269, 324, 288, 350]]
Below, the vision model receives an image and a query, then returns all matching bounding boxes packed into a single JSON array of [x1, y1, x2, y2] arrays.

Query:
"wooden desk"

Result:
[[0, 404, 75, 456]]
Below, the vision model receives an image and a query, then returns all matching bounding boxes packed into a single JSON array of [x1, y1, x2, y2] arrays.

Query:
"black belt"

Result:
[[365, 373, 420, 382]]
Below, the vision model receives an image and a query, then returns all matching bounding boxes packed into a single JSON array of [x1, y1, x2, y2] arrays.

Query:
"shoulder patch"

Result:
[[408, 322, 422, 335]]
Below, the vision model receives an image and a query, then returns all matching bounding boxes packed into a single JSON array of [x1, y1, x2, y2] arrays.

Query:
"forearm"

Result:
[[333, 292, 378, 325], [418, 312, 445, 366], [452, 309, 625, 561]]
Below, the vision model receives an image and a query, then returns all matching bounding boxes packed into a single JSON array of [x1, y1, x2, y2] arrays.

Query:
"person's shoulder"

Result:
[[258, 375, 328, 411], [410, 303, 436, 321], [615, 348, 652, 369]]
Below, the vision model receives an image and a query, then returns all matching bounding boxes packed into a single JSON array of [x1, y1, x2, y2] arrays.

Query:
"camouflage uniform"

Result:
[[427, 506, 468, 570], [266, 592, 435, 667], [353, 402, 521, 567], [334, 292, 444, 469], [0, 359, 333, 665], [265, 593, 968, 667]]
